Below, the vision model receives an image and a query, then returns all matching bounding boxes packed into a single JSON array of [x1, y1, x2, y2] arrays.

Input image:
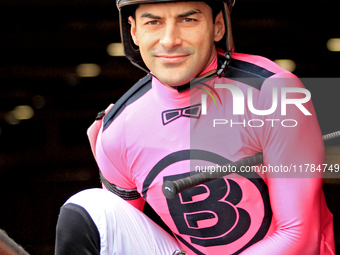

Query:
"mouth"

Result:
[[157, 54, 189, 64]]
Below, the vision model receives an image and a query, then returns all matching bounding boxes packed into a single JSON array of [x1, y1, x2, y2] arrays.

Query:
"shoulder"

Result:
[[230, 52, 291, 75], [103, 74, 153, 131], [226, 52, 297, 90]]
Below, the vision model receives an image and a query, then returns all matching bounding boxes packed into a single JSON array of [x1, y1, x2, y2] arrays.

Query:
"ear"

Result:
[[213, 11, 225, 43], [129, 16, 139, 46]]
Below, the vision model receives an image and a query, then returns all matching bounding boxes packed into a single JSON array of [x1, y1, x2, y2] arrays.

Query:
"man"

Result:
[[55, 0, 335, 254]]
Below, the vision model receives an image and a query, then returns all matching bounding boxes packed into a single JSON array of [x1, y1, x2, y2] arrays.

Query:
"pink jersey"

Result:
[[88, 52, 335, 254]]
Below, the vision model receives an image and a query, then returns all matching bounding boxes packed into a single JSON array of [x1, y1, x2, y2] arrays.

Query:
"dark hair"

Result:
[[204, 1, 224, 21], [125, 4, 138, 20]]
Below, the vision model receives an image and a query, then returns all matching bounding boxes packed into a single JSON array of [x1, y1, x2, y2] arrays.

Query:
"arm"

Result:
[[241, 75, 334, 254], [88, 105, 145, 211], [100, 172, 146, 211]]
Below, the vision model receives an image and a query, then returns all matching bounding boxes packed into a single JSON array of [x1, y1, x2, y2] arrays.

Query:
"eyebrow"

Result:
[[177, 9, 201, 18], [140, 13, 161, 19], [140, 9, 202, 19]]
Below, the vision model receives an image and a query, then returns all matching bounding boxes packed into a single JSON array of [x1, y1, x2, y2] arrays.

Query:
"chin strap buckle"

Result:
[[217, 51, 232, 77], [172, 250, 187, 255]]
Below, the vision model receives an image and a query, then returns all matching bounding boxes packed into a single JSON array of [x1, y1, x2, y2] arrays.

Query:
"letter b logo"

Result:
[[165, 173, 250, 247]]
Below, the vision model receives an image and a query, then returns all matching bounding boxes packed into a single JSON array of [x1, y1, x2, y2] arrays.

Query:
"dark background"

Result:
[[0, 0, 340, 254]]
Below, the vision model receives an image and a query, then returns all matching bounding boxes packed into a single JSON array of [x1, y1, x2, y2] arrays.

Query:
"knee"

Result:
[[64, 188, 125, 218], [55, 188, 122, 255], [55, 191, 103, 255]]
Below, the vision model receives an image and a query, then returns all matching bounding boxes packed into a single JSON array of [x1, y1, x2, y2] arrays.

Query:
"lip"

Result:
[[157, 54, 189, 64]]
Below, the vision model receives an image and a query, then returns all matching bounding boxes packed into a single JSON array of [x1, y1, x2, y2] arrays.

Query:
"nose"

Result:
[[159, 23, 182, 50]]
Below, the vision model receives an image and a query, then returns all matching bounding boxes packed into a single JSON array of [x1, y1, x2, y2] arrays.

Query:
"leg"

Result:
[[55, 188, 182, 255]]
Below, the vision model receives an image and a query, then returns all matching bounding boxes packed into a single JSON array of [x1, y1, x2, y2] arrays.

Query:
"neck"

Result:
[[157, 54, 219, 93]]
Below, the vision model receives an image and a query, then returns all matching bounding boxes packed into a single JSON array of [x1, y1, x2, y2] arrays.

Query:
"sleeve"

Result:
[[87, 104, 114, 161], [87, 105, 145, 211], [240, 73, 335, 254]]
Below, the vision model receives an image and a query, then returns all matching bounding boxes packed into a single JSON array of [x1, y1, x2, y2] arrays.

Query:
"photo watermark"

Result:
[[188, 78, 340, 179]]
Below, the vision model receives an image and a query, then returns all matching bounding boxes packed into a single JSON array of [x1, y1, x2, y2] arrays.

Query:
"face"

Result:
[[129, 1, 225, 87]]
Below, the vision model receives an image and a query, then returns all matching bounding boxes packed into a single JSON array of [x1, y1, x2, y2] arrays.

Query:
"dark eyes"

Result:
[[146, 20, 161, 25], [182, 18, 195, 23], [144, 17, 197, 26]]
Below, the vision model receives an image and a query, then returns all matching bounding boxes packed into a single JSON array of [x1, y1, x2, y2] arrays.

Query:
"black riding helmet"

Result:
[[116, 0, 235, 75]]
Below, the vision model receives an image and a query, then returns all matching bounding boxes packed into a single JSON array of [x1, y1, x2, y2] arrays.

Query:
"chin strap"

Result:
[[217, 51, 232, 77], [130, 60, 156, 78], [176, 50, 233, 93], [130, 50, 233, 93]]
